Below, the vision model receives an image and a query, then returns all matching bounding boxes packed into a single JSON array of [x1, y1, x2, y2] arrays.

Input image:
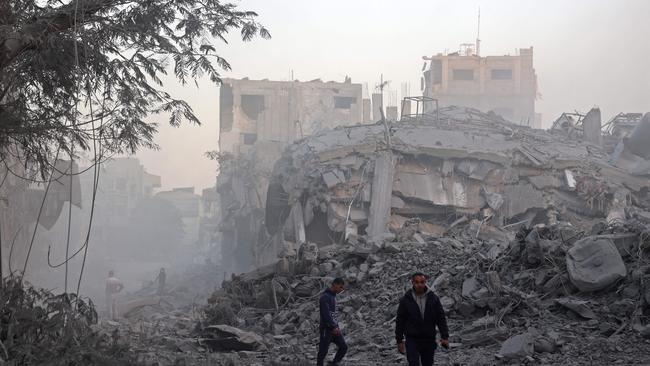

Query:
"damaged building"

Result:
[[218, 78, 363, 154], [423, 45, 540, 127], [260, 106, 650, 264], [217, 78, 364, 273], [205, 107, 650, 366]]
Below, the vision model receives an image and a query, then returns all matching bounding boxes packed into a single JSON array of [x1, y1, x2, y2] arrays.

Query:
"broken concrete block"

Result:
[[534, 337, 556, 354], [202, 325, 266, 351], [498, 333, 534, 360], [470, 220, 514, 243], [433, 272, 451, 290], [322, 169, 346, 188], [555, 298, 596, 319], [582, 107, 602, 146], [412, 233, 426, 244], [381, 242, 401, 254], [462, 277, 480, 298], [319, 262, 334, 274], [623, 112, 650, 159], [419, 221, 446, 237], [566, 236, 626, 292], [524, 229, 544, 265], [596, 233, 638, 259], [485, 271, 502, 295], [440, 296, 455, 309], [503, 183, 545, 218], [640, 325, 650, 339], [482, 189, 504, 211], [528, 174, 563, 189], [299, 242, 319, 262], [456, 301, 475, 317]]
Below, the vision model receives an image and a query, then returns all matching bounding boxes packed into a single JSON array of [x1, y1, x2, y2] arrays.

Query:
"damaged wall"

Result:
[[218, 78, 363, 156], [217, 78, 365, 273]]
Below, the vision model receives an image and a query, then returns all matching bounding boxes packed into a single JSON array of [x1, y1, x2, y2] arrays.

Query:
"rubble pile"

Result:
[[199, 107, 650, 364], [203, 219, 650, 365], [265, 106, 650, 256], [94, 264, 253, 366]]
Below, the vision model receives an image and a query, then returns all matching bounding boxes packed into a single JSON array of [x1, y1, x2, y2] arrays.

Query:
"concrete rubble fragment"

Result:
[[566, 236, 627, 292], [555, 298, 596, 319], [200, 325, 267, 352], [497, 333, 534, 360]]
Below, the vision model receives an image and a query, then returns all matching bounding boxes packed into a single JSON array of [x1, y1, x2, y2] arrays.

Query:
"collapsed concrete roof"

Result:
[[267, 106, 650, 248]]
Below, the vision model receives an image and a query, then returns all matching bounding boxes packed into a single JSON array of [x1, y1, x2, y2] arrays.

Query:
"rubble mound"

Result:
[[202, 219, 650, 365], [206, 107, 650, 364]]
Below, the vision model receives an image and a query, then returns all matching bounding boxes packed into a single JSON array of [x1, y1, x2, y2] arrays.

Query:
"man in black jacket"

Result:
[[317, 277, 347, 366], [395, 272, 449, 366]]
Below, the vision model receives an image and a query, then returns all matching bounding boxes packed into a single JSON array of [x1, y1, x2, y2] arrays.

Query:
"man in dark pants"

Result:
[[395, 272, 449, 366], [317, 277, 348, 366]]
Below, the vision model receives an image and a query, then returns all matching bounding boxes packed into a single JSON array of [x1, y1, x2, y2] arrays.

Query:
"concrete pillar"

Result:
[[291, 202, 306, 248], [583, 107, 602, 146], [368, 151, 396, 241]]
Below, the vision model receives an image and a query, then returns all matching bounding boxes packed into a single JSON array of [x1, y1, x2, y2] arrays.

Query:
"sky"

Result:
[[136, 0, 650, 192]]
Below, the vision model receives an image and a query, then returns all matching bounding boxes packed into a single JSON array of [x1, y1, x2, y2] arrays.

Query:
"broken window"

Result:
[[334, 96, 357, 109], [241, 94, 265, 120], [453, 69, 474, 81], [242, 133, 257, 145], [491, 69, 513, 80]]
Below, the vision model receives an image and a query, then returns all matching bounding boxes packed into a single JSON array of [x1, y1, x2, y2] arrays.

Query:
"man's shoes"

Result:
[[326, 362, 341, 366]]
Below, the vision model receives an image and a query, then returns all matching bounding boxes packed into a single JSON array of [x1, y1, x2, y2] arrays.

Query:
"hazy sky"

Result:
[[136, 0, 650, 192]]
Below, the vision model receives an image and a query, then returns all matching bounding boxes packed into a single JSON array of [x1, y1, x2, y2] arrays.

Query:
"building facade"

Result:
[[423, 46, 539, 127], [217, 78, 363, 273], [219, 78, 363, 155]]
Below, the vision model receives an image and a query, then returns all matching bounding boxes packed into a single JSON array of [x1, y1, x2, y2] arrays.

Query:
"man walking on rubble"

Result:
[[317, 277, 348, 366], [396, 272, 449, 366], [105, 270, 124, 320]]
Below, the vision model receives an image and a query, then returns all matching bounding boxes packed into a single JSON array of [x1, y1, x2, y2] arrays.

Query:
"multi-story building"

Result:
[[75, 157, 160, 257], [219, 78, 363, 155], [156, 187, 201, 248], [423, 46, 539, 127], [82, 157, 161, 229], [217, 78, 364, 273]]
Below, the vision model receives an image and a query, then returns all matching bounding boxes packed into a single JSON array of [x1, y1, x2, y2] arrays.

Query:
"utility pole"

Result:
[[376, 73, 390, 122]]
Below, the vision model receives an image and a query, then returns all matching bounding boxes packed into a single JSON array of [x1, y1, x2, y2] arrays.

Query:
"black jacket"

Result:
[[395, 287, 449, 343], [319, 288, 338, 330]]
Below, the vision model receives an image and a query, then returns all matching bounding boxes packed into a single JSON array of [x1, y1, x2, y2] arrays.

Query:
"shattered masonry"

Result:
[[263, 106, 650, 261]]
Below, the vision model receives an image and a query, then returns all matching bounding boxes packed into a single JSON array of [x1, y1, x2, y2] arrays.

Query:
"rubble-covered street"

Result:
[[3, 1, 650, 365], [95, 108, 650, 365]]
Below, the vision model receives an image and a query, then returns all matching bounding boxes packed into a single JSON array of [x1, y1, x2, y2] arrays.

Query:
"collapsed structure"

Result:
[[200, 107, 650, 365], [261, 106, 650, 263], [217, 78, 364, 273]]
